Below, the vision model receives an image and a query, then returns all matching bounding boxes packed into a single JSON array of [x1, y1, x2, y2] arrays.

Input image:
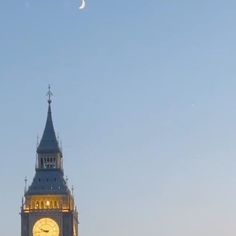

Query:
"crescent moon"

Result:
[[79, 0, 86, 10]]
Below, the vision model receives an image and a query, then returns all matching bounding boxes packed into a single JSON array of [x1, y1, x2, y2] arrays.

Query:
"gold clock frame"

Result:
[[33, 218, 59, 236]]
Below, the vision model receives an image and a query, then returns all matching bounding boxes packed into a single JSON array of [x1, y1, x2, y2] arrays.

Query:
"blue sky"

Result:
[[1, 1, 236, 235]]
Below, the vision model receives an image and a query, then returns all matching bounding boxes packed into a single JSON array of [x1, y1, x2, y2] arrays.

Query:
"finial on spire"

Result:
[[36, 135, 39, 147], [47, 85, 53, 104], [24, 177, 28, 194]]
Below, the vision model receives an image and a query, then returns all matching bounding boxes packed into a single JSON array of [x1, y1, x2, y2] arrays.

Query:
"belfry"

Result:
[[21, 88, 79, 236]]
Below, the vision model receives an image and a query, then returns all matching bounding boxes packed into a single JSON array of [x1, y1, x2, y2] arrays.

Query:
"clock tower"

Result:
[[21, 89, 79, 236]]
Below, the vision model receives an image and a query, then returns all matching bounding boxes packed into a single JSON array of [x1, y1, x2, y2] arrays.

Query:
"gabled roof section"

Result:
[[37, 102, 60, 154]]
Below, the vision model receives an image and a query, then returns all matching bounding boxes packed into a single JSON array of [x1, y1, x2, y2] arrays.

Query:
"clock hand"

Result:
[[40, 228, 49, 233]]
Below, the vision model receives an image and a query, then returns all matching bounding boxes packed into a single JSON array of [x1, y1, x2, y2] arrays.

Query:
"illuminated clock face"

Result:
[[33, 218, 59, 236], [73, 223, 76, 236]]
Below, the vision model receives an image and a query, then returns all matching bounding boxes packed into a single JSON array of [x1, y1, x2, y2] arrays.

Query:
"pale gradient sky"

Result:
[[1, 1, 236, 236]]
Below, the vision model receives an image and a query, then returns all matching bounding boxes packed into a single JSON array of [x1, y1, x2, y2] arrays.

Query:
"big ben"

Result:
[[21, 88, 79, 236]]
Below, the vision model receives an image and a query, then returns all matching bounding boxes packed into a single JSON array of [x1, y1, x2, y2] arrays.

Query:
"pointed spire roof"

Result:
[[37, 87, 60, 154]]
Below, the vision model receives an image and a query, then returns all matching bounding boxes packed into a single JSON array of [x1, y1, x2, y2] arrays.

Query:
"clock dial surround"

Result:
[[33, 218, 59, 236]]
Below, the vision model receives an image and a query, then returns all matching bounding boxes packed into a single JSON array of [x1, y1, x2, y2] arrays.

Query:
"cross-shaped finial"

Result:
[[47, 85, 53, 104]]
